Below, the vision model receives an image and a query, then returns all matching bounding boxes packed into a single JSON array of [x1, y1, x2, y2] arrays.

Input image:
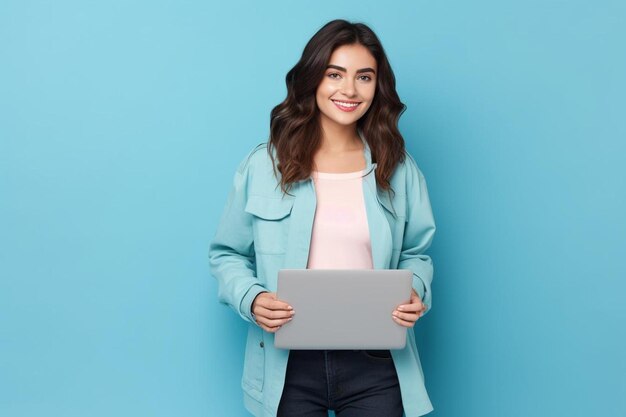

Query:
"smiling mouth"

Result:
[[332, 99, 361, 111]]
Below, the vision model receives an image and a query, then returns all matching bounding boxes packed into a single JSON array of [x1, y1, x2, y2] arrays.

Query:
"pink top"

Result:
[[306, 169, 373, 269]]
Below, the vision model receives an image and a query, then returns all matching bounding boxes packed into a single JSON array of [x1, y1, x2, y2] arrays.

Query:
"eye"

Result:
[[358, 75, 373, 81], [328, 72, 341, 79]]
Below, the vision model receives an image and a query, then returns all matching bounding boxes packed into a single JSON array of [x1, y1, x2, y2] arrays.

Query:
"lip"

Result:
[[332, 99, 361, 112]]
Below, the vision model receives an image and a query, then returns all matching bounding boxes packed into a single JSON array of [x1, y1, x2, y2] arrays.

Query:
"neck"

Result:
[[318, 116, 362, 153]]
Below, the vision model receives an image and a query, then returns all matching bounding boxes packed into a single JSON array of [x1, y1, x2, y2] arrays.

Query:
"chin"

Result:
[[322, 110, 365, 126]]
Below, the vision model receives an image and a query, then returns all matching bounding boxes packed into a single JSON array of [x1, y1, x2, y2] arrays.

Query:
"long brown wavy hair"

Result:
[[268, 19, 407, 195]]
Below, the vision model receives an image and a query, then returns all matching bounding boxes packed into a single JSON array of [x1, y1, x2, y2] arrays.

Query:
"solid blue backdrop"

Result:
[[1, 1, 624, 416]]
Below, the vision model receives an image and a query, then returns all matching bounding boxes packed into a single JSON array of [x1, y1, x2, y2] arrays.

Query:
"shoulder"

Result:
[[236, 142, 273, 174], [234, 141, 282, 194], [390, 150, 428, 191]]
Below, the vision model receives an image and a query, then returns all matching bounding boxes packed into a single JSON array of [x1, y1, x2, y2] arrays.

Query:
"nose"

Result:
[[341, 77, 357, 97]]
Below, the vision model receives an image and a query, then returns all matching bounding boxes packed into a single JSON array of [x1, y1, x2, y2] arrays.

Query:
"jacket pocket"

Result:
[[245, 195, 295, 255], [242, 325, 265, 396]]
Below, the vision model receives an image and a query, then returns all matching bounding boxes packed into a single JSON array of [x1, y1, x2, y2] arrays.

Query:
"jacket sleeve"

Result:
[[397, 154, 436, 316], [208, 151, 268, 324]]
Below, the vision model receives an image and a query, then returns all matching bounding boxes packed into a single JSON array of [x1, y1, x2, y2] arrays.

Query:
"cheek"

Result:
[[359, 88, 376, 108], [363, 84, 376, 101], [315, 88, 325, 109], [317, 86, 336, 109], [317, 81, 335, 98]]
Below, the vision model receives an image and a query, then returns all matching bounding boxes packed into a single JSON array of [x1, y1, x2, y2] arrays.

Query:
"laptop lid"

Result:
[[274, 269, 413, 349]]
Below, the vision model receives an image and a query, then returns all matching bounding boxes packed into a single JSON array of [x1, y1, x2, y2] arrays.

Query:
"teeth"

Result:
[[333, 100, 359, 108]]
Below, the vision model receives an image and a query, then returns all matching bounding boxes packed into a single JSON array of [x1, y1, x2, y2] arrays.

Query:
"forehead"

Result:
[[327, 44, 377, 70]]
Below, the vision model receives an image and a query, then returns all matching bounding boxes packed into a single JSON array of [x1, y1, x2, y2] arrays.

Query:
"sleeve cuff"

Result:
[[412, 274, 426, 301], [240, 284, 268, 323]]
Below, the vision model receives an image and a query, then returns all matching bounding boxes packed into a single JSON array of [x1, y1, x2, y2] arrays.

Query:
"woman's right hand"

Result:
[[251, 292, 295, 333]]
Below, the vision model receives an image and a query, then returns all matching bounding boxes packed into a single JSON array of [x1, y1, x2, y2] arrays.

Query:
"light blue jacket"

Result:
[[209, 132, 436, 417]]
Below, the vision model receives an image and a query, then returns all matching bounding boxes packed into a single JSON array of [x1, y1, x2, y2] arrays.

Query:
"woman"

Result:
[[209, 19, 436, 417]]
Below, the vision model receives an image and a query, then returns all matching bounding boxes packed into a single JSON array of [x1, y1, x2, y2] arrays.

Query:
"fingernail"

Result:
[[392, 311, 399, 317], [287, 305, 293, 310], [398, 306, 405, 311]]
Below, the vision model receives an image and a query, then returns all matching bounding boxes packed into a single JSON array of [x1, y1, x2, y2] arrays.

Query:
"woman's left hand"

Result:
[[392, 289, 427, 328]]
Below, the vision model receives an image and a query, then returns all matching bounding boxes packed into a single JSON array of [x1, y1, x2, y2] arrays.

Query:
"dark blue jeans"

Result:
[[277, 349, 404, 417]]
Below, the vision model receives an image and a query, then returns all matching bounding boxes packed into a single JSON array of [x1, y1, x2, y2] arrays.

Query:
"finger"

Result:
[[408, 290, 422, 306], [266, 299, 293, 311], [255, 296, 293, 311], [393, 310, 419, 323], [392, 315, 416, 328], [259, 323, 281, 333], [396, 303, 423, 313], [257, 316, 293, 328], [255, 306, 295, 320], [258, 321, 280, 332], [257, 315, 293, 328]]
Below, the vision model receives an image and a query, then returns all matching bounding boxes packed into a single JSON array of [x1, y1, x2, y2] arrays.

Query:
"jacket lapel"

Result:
[[361, 139, 393, 270], [283, 179, 316, 270]]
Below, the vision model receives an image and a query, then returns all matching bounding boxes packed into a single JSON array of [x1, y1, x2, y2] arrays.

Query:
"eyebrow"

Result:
[[326, 64, 376, 74]]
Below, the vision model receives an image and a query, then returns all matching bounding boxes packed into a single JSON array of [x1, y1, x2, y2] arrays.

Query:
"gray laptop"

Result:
[[274, 269, 413, 349]]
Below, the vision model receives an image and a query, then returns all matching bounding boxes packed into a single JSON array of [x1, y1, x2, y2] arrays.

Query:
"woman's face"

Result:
[[315, 43, 377, 130]]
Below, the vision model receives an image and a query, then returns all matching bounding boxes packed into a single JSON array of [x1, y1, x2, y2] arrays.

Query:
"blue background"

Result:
[[1, 1, 625, 416]]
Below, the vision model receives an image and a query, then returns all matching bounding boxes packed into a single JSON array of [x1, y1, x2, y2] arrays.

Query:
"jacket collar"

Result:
[[359, 128, 397, 219], [358, 128, 394, 269], [359, 127, 377, 177]]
